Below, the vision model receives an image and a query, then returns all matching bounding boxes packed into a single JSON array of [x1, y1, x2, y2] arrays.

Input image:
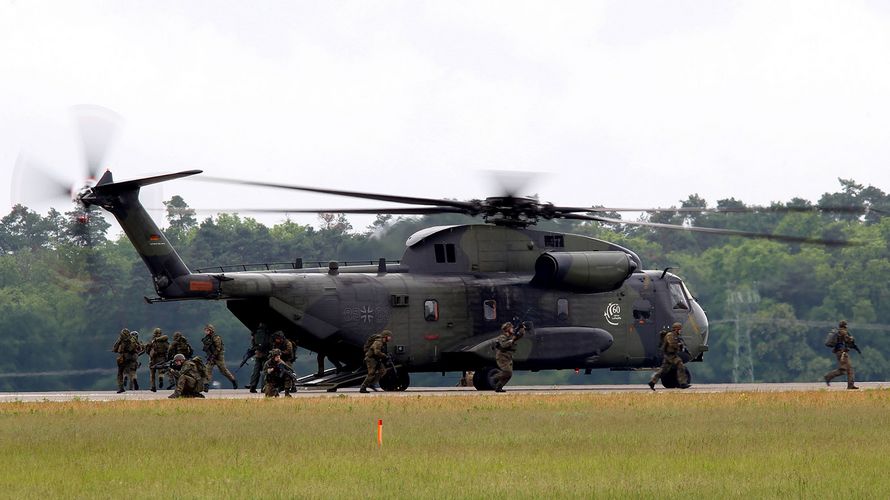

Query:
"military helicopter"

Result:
[[17, 107, 863, 391]]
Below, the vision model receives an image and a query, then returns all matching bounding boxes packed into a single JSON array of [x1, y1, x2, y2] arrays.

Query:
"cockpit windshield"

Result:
[[669, 282, 689, 310]]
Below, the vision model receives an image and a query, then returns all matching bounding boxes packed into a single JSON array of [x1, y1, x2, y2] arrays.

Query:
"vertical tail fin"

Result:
[[82, 170, 202, 297]]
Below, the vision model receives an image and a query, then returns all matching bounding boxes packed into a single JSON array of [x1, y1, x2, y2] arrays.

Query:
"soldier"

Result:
[[359, 330, 392, 393], [141, 328, 170, 392], [493, 322, 525, 392], [456, 370, 475, 387], [168, 354, 206, 399], [824, 320, 860, 390], [247, 322, 272, 393], [201, 324, 238, 390], [112, 328, 141, 393], [166, 331, 194, 389], [648, 322, 690, 391], [316, 351, 344, 377], [262, 348, 293, 397], [271, 332, 295, 365]]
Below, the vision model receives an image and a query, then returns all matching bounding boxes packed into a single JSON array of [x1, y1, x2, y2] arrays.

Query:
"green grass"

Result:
[[2, 391, 890, 498]]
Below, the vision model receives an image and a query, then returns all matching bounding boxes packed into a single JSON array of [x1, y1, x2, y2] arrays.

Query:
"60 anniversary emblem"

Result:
[[604, 303, 621, 326]]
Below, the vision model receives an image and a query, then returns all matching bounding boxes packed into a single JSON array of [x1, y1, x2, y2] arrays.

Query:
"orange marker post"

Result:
[[377, 419, 383, 447]]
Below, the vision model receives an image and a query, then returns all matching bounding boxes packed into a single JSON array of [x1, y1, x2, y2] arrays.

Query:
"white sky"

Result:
[[3, 1, 890, 233]]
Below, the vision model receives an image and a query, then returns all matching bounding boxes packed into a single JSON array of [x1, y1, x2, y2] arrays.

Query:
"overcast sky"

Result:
[[3, 1, 890, 234]]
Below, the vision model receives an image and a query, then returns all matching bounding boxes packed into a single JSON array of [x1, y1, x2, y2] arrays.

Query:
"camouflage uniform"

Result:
[[649, 323, 688, 390], [166, 332, 194, 389], [112, 328, 141, 392], [261, 350, 292, 397], [248, 323, 272, 393], [201, 325, 238, 389], [271, 333, 296, 392], [457, 370, 475, 387], [360, 331, 392, 393], [825, 322, 859, 389], [493, 322, 524, 392], [142, 328, 169, 392], [169, 355, 206, 398]]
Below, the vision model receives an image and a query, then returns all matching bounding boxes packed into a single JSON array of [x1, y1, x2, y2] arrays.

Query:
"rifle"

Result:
[[849, 340, 863, 355], [151, 360, 175, 371], [236, 347, 257, 373], [276, 362, 300, 386], [510, 308, 534, 336]]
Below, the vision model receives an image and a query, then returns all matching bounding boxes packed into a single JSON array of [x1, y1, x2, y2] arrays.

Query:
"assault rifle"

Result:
[[151, 360, 175, 371], [848, 340, 863, 355], [277, 362, 300, 386], [236, 347, 257, 373]]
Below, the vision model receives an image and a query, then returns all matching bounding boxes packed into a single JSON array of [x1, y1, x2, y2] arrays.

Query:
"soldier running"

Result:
[[649, 322, 690, 390], [493, 322, 525, 392], [359, 330, 392, 393], [824, 320, 860, 390], [201, 324, 238, 390]]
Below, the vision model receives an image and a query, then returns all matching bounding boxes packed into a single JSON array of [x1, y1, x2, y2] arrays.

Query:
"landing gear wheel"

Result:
[[472, 367, 499, 391], [661, 367, 692, 389], [380, 369, 410, 391]]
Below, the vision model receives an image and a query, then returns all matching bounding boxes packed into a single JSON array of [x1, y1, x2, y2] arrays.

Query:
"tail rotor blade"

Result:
[[10, 153, 74, 208], [71, 104, 122, 179]]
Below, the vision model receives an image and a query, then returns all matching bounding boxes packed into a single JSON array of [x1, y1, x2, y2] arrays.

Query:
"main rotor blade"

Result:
[[196, 176, 477, 211], [71, 105, 122, 180], [161, 206, 468, 215], [552, 205, 876, 215], [564, 213, 860, 247]]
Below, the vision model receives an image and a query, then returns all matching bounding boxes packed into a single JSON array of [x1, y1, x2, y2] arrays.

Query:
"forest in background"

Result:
[[2, 178, 890, 391]]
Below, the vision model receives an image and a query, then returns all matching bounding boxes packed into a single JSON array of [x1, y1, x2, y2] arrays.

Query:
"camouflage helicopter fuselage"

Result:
[[87, 171, 709, 390]]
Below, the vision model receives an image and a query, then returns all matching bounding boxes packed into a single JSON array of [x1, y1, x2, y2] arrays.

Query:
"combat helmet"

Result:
[[173, 353, 186, 362]]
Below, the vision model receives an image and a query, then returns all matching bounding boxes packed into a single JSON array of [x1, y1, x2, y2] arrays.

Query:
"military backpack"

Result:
[[363, 334, 382, 352], [824, 329, 839, 348]]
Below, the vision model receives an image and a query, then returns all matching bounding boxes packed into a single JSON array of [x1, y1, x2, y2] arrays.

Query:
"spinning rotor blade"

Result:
[[161, 206, 467, 216], [564, 213, 860, 247], [197, 176, 477, 211], [550, 205, 877, 216], [485, 170, 540, 198], [10, 153, 73, 206], [72, 104, 121, 179]]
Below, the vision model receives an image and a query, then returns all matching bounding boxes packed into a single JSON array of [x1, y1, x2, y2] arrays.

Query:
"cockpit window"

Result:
[[669, 282, 689, 310], [483, 300, 497, 321]]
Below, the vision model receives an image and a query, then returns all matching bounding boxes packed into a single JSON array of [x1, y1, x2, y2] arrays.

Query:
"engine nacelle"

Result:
[[532, 251, 637, 292]]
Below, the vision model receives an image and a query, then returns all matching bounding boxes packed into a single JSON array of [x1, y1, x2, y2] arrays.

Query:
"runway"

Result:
[[2, 382, 888, 402]]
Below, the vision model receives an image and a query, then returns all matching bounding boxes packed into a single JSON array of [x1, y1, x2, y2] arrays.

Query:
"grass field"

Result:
[[2, 391, 889, 499]]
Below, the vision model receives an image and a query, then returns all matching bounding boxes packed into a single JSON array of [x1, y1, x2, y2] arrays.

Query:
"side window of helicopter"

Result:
[[557, 298, 569, 322], [424, 300, 439, 321], [483, 300, 497, 321], [669, 283, 689, 310], [434, 243, 457, 263], [633, 299, 652, 321]]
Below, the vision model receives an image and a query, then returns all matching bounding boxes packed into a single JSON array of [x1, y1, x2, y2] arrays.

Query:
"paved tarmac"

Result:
[[2, 382, 888, 402]]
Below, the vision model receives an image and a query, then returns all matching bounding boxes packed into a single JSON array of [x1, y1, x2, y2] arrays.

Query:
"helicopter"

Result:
[[16, 107, 864, 391]]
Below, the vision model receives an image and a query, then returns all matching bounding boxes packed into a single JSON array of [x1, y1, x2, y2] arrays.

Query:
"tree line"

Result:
[[2, 178, 889, 390]]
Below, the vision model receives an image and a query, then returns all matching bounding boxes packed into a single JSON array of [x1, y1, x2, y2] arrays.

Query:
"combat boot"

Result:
[[117, 387, 125, 394], [203, 383, 209, 392], [150, 386, 157, 392], [648, 381, 656, 391], [133, 380, 139, 391], [359, 385, 368, 393], [231, 380, 238, 390], [848, 384, 860, 390], [159, 377, 164, 387], [824, 376, 831, 387], [168, 392, 180, 399]]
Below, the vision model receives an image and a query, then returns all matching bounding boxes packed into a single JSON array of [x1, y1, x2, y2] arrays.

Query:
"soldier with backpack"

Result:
[[201, 324, 238, 390], [141, 328, 170, 392], [824, 320, 860, 389], [359, 330, 392, 393], [168, 354, 206, 399], [648, 322, 690, 391], [112, 328, 141, 393]]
